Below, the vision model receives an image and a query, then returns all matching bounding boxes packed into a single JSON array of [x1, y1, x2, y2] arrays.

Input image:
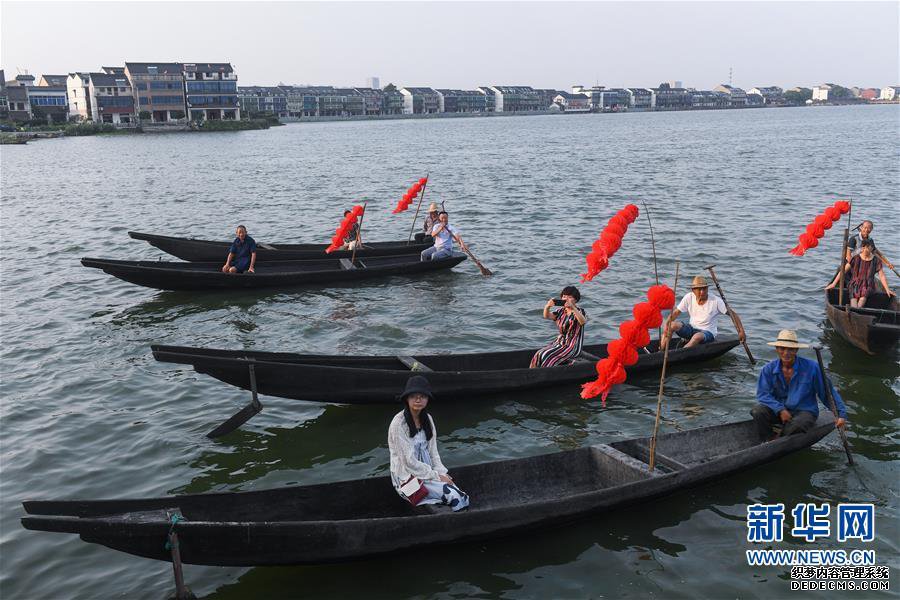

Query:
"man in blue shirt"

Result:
[[222, 225, 257, 274], [752, 329, 848, 441]]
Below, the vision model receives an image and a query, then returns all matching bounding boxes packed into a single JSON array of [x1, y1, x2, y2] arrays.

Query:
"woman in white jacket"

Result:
[[388, 376, 470, 511]]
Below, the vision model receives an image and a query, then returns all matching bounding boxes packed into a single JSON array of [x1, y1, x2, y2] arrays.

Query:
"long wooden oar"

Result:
[[461, 244, 492, 276], [649, 261, 680, 471], [875, 249, 900, 280], [704, 264, 755, 364], [813, 347, 853, 465], [640, 200, 661, 342], [207, 362, 263, 438]]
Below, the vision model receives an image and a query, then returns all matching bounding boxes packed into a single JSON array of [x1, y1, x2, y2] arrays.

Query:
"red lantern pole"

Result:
[[407, 173, 430, 244], [837, 199, 852, 306], [648, 260, 680, 472], [350, 202, 367, 266]]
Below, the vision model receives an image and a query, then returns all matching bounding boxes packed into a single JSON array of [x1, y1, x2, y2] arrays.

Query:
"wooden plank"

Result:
[[339, 259, 356, 270], [396, 355, 433, 372], [580, 351, 602, 361]]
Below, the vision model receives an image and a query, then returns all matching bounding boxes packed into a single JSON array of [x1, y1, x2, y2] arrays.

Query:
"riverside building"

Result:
[[125, 62, 187, 122]]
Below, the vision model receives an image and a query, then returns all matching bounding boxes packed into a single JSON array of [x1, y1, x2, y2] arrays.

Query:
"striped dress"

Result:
[[847, 255, 882, 299], [530, 307, 586, 368]]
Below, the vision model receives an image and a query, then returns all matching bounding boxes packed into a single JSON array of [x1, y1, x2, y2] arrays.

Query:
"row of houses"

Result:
[[3, 64, 898, 124], [237, 82, 900, 119], [0, 62, 239, 124]]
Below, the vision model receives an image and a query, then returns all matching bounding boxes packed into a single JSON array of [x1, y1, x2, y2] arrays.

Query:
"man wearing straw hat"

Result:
[[752, 329, 848, 441], [661, 275, 746, 350], [423, 202, 440, 236]]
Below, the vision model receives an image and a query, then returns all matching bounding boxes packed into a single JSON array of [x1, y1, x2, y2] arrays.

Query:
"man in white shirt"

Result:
[[661, 275, 747, 349], [420, 211, 468, 261]]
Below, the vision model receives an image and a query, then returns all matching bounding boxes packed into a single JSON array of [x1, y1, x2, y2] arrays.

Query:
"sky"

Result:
[[2, 1, 898, 90]]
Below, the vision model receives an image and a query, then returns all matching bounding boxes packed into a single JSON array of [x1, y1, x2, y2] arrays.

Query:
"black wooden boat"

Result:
[[128, 231, 432, 262], [81, 253, 466, 292], [825, 289, 899, 354], [151, 336, 740, 404], [21, 413, 837, 566]]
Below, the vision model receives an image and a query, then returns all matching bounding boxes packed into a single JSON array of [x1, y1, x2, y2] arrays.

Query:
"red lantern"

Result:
[[633, 302, 663, 329], [581, 204, 639, 282], [606, 338, 639, 366], [835, 200, 850, 214], [647, 285, 676, 310]]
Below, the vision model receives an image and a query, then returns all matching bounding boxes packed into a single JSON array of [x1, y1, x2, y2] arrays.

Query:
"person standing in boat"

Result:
[[339, 209, 362, 250], [388, 376, 470, 511], [420, 211, 468, 261], [222, 225, 257, 274], [661, 275, 746, 350], [846, 220, 876, 260], [752, 329, 847, 441], [530, 285, 587, 368], [826, 239, 894, 308]]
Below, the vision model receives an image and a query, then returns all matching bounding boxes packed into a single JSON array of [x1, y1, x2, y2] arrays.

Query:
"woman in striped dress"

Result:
[[530, 285, 588, 368], [827, 239, 894, 308]]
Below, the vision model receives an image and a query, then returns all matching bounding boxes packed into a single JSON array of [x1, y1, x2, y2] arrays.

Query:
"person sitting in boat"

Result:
[[846, 220, 876, 260], [339, 209, 362, 250], [752, 329, 847, 441], [661, 276, 746, 350], [530, 285, 587, 368], [388, 375, 470, 511], [421, 211, 468, 261], [827, 239, 894, 308], [222, 225, 257, 274], [423, 202, 440, 235]]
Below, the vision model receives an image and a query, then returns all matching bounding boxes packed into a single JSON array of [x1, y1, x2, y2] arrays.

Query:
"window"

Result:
[[147, 66, 158, 75], [137, 83, 147, 90]]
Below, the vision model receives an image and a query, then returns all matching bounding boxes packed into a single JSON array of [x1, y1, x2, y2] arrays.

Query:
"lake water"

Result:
[[1, 105, 898, 599]]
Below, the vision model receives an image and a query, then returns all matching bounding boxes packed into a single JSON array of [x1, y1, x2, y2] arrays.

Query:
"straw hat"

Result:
[[427, 202, 439, 212], [767, 329, 810, 349], [690, 276, 709, 289]]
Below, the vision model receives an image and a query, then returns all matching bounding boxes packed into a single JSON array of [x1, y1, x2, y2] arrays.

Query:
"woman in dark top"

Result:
[[530, 285, 587, 368], [827, 239, 894, 308]]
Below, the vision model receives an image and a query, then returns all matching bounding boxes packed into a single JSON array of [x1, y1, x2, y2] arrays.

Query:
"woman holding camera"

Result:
[[530, 285, 588, 368]]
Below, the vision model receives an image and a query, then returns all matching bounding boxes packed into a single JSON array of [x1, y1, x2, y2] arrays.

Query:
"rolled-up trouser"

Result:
[[751, 404, 817, 441], [421, 246, 453, 261]]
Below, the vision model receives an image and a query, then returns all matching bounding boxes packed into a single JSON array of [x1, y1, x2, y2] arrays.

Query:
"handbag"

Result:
[[399, 475, 429, 506]]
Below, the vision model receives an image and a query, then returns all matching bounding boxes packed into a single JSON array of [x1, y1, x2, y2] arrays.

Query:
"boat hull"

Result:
[[151, 336, 741, 403], [81, 253, 466, 292], [21, 415, 836, 566], [825, 289, 900, 354], [129, 231, 432, 262]]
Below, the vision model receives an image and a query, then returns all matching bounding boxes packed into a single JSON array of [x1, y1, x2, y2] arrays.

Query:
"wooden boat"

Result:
[[81, 253, 466, 292], [21, 413, 838, 567], [825, 289, 899, 354], [151, 336, 741, 404], [128, 231, 432, 262]]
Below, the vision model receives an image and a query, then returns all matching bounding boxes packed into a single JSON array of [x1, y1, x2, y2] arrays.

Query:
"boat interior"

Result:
[[826, 289, 899, 325], [24, 420, 767, 525]]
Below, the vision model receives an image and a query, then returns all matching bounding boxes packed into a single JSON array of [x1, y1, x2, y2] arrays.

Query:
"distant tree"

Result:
[[139, 110, 152, 120], [170, 110, 185, 120], [383, 83, 397, 92], [829, 85, 852, 100], [783, 88, 812, 105]]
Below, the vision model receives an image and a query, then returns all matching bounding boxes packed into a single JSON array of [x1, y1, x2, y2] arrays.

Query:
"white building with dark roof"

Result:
[[88, 72, 135, 124], [489, 86, 543, 112], [879, 86, 900, 101], [400, 87, 439, 114], [713, 84, 748, 106]]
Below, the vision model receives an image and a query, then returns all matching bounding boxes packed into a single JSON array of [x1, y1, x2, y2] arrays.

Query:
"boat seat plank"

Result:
[[259, 243, 277, 250], [396, 356, 433, 372], [580, 351, 602, 361], [339, 259, 356, 270]]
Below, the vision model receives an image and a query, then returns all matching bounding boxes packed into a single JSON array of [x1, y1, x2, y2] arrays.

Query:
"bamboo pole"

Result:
[[407, 174, 430, 244], [350, 202, 367, 265], [648, 261, 680, 472]]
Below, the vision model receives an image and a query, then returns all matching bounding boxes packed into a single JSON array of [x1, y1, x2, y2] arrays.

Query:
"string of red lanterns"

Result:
[[325, 205, 365, 253], [789, 200, 851, 256], [581, 204, 640, 282], [581, 284, 676, 405], [391, 177, 429, 214]]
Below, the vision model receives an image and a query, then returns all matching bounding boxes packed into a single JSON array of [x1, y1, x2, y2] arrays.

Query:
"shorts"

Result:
[[676, 322, 715, 343]]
